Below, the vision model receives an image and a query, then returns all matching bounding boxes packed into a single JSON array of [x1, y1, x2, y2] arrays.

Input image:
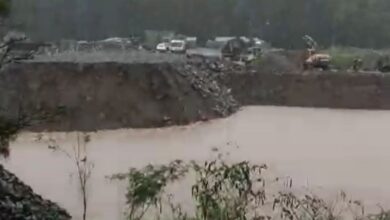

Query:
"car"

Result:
[[168, 40, 186, 53], [156, 42, 169, 52]]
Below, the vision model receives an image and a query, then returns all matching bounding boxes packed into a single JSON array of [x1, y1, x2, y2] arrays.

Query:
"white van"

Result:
[[169, 40, 186, 53], [156, 42, 170, 52]]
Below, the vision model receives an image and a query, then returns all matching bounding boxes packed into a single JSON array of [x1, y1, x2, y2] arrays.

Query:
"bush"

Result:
[[111, 151, 385, 220], [0, 114, 29, 157], [110, 160, 189, 220], [191, 160, 268, 220]]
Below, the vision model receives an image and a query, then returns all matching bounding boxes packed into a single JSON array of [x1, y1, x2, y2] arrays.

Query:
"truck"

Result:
[[168, 39, 186, 53]]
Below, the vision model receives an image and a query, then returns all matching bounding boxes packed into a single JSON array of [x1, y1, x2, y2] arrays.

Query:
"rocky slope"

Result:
[[0, 164, 71, 220]]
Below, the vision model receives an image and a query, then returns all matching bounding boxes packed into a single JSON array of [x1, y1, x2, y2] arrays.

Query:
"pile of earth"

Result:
[[0, 164, 71, 220], [254, 50, 302, 74], [178, 60, 239, 117]]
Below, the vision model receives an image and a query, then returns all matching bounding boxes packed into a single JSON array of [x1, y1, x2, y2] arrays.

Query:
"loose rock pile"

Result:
[[178, 61, 239, 117], [0, 164, 71, 220]]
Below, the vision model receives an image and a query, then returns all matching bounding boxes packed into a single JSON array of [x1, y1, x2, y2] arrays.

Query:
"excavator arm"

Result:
[[302, 35, 318, 51]]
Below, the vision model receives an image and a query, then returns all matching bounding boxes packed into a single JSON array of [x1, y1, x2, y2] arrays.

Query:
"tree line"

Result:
[[8, 0, 390, 48]]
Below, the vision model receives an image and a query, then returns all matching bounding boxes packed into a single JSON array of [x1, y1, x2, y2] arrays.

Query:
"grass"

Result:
[[325, 46, 390, 71]]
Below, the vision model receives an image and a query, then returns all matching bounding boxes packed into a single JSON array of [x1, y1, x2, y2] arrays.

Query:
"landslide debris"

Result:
[[178, 61, 239, 117]]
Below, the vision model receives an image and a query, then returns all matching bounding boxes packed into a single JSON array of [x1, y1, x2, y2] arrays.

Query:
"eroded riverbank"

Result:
[[2, 61, 390, 131]]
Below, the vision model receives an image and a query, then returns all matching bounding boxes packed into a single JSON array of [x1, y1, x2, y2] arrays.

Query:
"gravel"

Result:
[[31, 50, 186, 64], [178, 59, 240, 117], [0, 164, 71, 220]]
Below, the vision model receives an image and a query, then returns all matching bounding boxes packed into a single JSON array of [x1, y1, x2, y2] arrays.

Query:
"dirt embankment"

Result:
[[223, 71, 390, 109], [2, 59, 390, 132], [0, 62, 238, 131]]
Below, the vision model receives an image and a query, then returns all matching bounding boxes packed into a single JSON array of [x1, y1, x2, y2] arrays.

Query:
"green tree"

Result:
[[9, 0, 390, 47], [0, 0, 9, 15]]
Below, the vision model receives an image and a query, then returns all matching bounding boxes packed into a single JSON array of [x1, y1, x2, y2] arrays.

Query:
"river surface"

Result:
[[3, 106, 390, 220]]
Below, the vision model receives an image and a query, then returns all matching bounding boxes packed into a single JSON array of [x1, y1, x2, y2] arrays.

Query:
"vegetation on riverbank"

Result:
[[111, 150, 390, 220]]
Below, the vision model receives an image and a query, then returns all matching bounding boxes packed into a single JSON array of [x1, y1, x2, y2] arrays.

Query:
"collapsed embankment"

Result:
[[0, 62, 238, 131], [222, 71, 390, 109], [2, 61, 390, 131]]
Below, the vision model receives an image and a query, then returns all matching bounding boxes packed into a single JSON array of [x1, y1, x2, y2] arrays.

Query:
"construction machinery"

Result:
[[376, 55, 390, 72], [0, 31, 35, 65], [302, 35, 331, 70], [220, 37, 247, 60]]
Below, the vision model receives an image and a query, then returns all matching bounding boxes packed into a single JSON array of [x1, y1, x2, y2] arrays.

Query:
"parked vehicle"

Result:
[[156, 42, 170, 52], [220, 37, 248, 60], [376, 56, 390, 72], [239, 47, 262, 63], [101, 37, 131, 44], [169, 40, 186, 53]]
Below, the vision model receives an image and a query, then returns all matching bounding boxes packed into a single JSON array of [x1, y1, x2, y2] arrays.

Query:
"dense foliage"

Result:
[[112, 154, 387, 220], [126, 0, 390, 48], [10, 0, 390, 48]]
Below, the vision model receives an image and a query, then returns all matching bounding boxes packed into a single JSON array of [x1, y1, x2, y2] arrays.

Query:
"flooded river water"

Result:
[[3, 106, 390, 219]]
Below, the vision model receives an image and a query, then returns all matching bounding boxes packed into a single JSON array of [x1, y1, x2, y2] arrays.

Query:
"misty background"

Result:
[[8, 0, 390, 48]]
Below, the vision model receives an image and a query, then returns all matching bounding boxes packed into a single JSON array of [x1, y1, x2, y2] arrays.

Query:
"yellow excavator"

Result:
[[302, 35, 331, 70]]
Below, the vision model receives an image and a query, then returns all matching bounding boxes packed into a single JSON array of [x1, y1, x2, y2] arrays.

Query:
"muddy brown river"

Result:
[[3, 106, 390, 220]]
